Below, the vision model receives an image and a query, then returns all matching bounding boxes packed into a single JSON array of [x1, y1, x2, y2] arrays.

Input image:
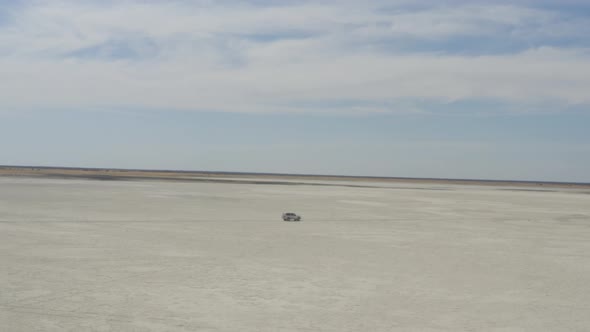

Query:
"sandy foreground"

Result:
[[1, 176, 589, 331]]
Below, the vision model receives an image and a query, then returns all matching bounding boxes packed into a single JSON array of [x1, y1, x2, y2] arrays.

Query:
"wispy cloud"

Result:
[[0, 0, 589, 114]]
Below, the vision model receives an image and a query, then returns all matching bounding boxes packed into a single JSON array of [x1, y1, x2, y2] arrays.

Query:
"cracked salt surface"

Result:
[[1, 176, 590, 331]]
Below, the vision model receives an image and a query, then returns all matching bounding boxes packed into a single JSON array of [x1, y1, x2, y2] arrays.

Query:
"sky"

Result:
[[0, 0, 589, 182]]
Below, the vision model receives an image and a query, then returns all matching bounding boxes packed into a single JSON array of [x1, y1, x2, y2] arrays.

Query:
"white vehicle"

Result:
[[282, 212, 302, 221]]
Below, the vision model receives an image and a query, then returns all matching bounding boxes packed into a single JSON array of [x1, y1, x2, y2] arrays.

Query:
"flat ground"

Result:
[[1, 176, 589, 331]]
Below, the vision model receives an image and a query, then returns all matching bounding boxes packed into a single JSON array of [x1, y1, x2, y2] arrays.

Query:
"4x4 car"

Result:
[[282, 212, 301, 221]]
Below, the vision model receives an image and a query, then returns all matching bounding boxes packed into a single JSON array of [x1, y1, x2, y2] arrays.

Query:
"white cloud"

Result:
[[0, 1, 589, 114]]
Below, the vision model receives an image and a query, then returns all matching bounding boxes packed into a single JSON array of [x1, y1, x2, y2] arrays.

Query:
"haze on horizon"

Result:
[[1, 0, 589, 182]]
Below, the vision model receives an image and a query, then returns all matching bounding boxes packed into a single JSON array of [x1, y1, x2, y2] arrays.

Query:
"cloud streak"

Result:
[[0, 0, 589, 114]]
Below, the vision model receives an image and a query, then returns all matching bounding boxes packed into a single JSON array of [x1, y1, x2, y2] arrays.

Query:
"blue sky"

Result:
[[0, 0, 589, 182]]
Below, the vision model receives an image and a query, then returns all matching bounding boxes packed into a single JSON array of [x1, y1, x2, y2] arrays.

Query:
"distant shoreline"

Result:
[[1, 165, 589, 189]]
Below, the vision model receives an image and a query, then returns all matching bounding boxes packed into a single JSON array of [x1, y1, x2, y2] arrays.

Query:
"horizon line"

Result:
[[1, 164, 589, 186]]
